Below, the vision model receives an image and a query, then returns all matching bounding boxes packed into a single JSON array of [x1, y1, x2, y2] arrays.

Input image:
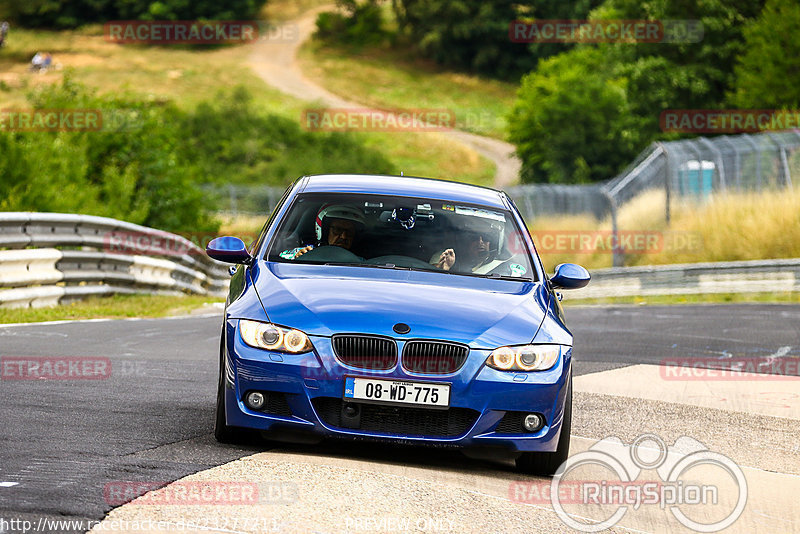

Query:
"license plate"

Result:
[[343, 377, 450, 408]]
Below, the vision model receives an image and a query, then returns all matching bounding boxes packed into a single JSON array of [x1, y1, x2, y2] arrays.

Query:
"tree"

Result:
[[731, 0, 800, 108], [507, 0, 766, 184], [3, 0, 268, 28], [508, 47, 645, 184], [391, 0, 536, 79], [391, 0, 605, 79], [314, 0, 388, 47]]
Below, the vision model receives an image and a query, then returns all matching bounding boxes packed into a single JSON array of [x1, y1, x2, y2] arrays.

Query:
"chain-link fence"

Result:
[[509, 130, 800, 221], [205, 130, 800, 265], [507, 130, 800, 264], [202, 184, 286, 217]]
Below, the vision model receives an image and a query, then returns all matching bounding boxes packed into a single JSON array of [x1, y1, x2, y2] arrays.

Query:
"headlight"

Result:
[[486, 345, 563, 371], [239, 320, 313, 353]]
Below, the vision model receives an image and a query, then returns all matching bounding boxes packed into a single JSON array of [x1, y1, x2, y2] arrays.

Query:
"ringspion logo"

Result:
[[543, 434, 747, 532]]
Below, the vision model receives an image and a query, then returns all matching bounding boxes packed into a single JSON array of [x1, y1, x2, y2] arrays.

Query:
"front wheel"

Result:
[[214, 341, 255, 444], [515, 377, 572, 476]]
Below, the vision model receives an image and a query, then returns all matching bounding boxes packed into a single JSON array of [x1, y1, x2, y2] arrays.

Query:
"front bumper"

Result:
[[223, 320, 571, 453]]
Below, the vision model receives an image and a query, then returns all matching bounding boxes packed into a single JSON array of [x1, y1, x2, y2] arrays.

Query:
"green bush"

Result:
[[731, 0, 800, 107], [0, 80, 395, 231], [176, 87, 395, 185], [390, 0, 604, 80], [507, 0, 766, 184], [314, 0, 388, 47], [508, 47, 645, 184], [0, 78, 219, 233]]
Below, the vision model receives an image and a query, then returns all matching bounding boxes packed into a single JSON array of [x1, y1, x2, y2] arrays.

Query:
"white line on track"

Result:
[[0, 482, 19, 487], [0, 313, 219, 329]]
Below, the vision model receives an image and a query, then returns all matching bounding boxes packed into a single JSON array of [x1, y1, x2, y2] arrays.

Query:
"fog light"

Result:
[[523, 413, 543, 432], [246, 391, 265, 410]]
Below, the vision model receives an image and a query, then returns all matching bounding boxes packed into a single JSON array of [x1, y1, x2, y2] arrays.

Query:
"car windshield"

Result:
[[267, 193, 536, 281]]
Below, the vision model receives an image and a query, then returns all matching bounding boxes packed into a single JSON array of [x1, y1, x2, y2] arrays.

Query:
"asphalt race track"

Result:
[[1, 304, 798, 533]]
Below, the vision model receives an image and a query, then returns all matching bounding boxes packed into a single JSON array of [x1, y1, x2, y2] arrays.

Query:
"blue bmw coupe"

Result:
[[207, 174, 590, 475]]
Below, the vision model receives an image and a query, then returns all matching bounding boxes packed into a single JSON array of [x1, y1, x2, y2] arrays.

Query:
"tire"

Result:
[[515, 377, 572, 476], [214, 338, 255, 444]]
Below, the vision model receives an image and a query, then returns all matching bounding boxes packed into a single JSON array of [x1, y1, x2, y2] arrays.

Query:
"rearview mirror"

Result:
[[206, 236, 252, 264], [391, 207, 415, 229], [550, 263, 590, 290]]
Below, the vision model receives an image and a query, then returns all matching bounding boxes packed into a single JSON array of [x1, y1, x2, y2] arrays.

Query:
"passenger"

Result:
[[433, 228, 496, 272]]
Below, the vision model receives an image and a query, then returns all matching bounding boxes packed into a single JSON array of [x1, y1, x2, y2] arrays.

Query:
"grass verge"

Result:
[[298, 39, 516, 140], [0, 294, 224, 324], [532, 188, 800, 271], [563, 292, 800, 307], [0, 26, 494, 186]]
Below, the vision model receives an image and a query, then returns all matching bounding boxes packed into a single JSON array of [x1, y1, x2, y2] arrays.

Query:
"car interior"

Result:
[[267, 194, 535, 280]]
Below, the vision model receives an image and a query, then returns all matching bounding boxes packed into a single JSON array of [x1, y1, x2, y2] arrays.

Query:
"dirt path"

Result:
[[247, 7, 521, 188]]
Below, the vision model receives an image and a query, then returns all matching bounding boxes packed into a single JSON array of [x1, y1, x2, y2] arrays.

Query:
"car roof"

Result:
[[300, 174, 508, 209]]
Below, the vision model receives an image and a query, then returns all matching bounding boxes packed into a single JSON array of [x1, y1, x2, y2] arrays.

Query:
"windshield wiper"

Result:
[[324, 262, 409, 270], [483, 273, 534, 282]]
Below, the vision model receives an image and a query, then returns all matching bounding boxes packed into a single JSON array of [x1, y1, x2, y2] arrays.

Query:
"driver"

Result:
[[282, 204, 365, 259]]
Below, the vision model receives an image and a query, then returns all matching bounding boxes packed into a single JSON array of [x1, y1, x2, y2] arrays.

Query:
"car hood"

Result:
[[250, 263, 549, 348]]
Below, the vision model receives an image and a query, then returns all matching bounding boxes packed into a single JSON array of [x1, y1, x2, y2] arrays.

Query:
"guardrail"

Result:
[[0, 213, 231, 308], [571, 258, 800, 299], [3, 212, 794, 307]]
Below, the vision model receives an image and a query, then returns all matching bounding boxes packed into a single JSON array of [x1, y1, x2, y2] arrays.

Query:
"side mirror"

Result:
[[550, 263, 590, 290], [206, 236, 252, 264]]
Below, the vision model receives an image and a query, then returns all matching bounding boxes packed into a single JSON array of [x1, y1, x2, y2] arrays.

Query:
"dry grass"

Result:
[[0, 24, 494, 186], [262, 0, 333, 22], [218, 214, 268, 240], [528, 213, 611, 271], [298, 39, 516, 140], [0, 294, 222, 324], [563, 291, 800, 307], [529, 188, 800, 271], [0, 27, 305, 113]]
